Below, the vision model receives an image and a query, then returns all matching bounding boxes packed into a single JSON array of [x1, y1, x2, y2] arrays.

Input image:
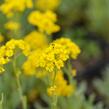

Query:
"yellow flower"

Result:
[[22, 61, 35, 76], [23, 37, 80, 77], [0, 0, 33, 17], [54, 38, 81, 59], [4, 21, 20, 31], [23, 49, 48, 77], [40, 38, 80, 72], [36, 0, 60, 11], [47, 71, 75, 96], [16, 40, 30, 56], [5, 49, 14, 57], [0, 39, 30, 73], [42, 42, 69, 72], [25, 0, 33, 8], [28, 10, 60, 35], [24, 31, 48, 50], [47, 85, 57, 96]]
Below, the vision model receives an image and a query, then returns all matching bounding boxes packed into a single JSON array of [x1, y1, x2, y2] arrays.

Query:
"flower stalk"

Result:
[[0, 93, 4, 109], [13, 55, 27, 109]]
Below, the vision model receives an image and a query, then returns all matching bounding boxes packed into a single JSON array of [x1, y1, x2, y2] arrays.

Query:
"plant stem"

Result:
[[0, 93, 3, 109], [13, 56, 27, 109], [51, 69, 58, 109], [68, 60, 73, 84], [16, 73, 27, 109]]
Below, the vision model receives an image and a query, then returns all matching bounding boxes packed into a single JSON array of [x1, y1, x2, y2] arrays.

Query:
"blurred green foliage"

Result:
[[94, 66, 109, 107]]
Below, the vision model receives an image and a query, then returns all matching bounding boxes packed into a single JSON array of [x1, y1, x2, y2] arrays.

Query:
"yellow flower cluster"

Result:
[[0, 39, 30, 73], [47, 85, 57, 96], [47, 71, 75, 96], [28, 10, 60, 35], [54, 38, 81, 59], [0, 0, 33, 17], [23, 43, 68, 76], [41, 42, 69, 72], [36, 0, 60, 11], [24, 31, 48, 50], [23, 37, 80, 77], [4, 21, 20, 31], [23, 50, 47, 77]]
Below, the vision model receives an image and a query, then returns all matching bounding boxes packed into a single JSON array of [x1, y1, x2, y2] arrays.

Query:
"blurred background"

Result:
[[59, 0, 109, 108], [58, 0, 109, 106]]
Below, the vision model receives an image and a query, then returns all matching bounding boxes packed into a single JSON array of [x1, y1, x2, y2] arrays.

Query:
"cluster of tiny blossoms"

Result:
[[47, 71, 75, 96], [0, 39, 30, 73], [28, 10, 60, 35], [23, 38, 80, 77], [23, 42, 69, 77], [54, 37, 81, 59], [0, 0, 33, 17]]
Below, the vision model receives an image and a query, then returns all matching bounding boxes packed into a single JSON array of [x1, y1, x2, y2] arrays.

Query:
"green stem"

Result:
[[16, 73, 27, 109], [13, 56, 27, 109], [0, 93, 3, 109], [63, 61, 73, 85], [51, 69, 58, 109], [51, 95, 57, 109], [68, 61, 73, 84]]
